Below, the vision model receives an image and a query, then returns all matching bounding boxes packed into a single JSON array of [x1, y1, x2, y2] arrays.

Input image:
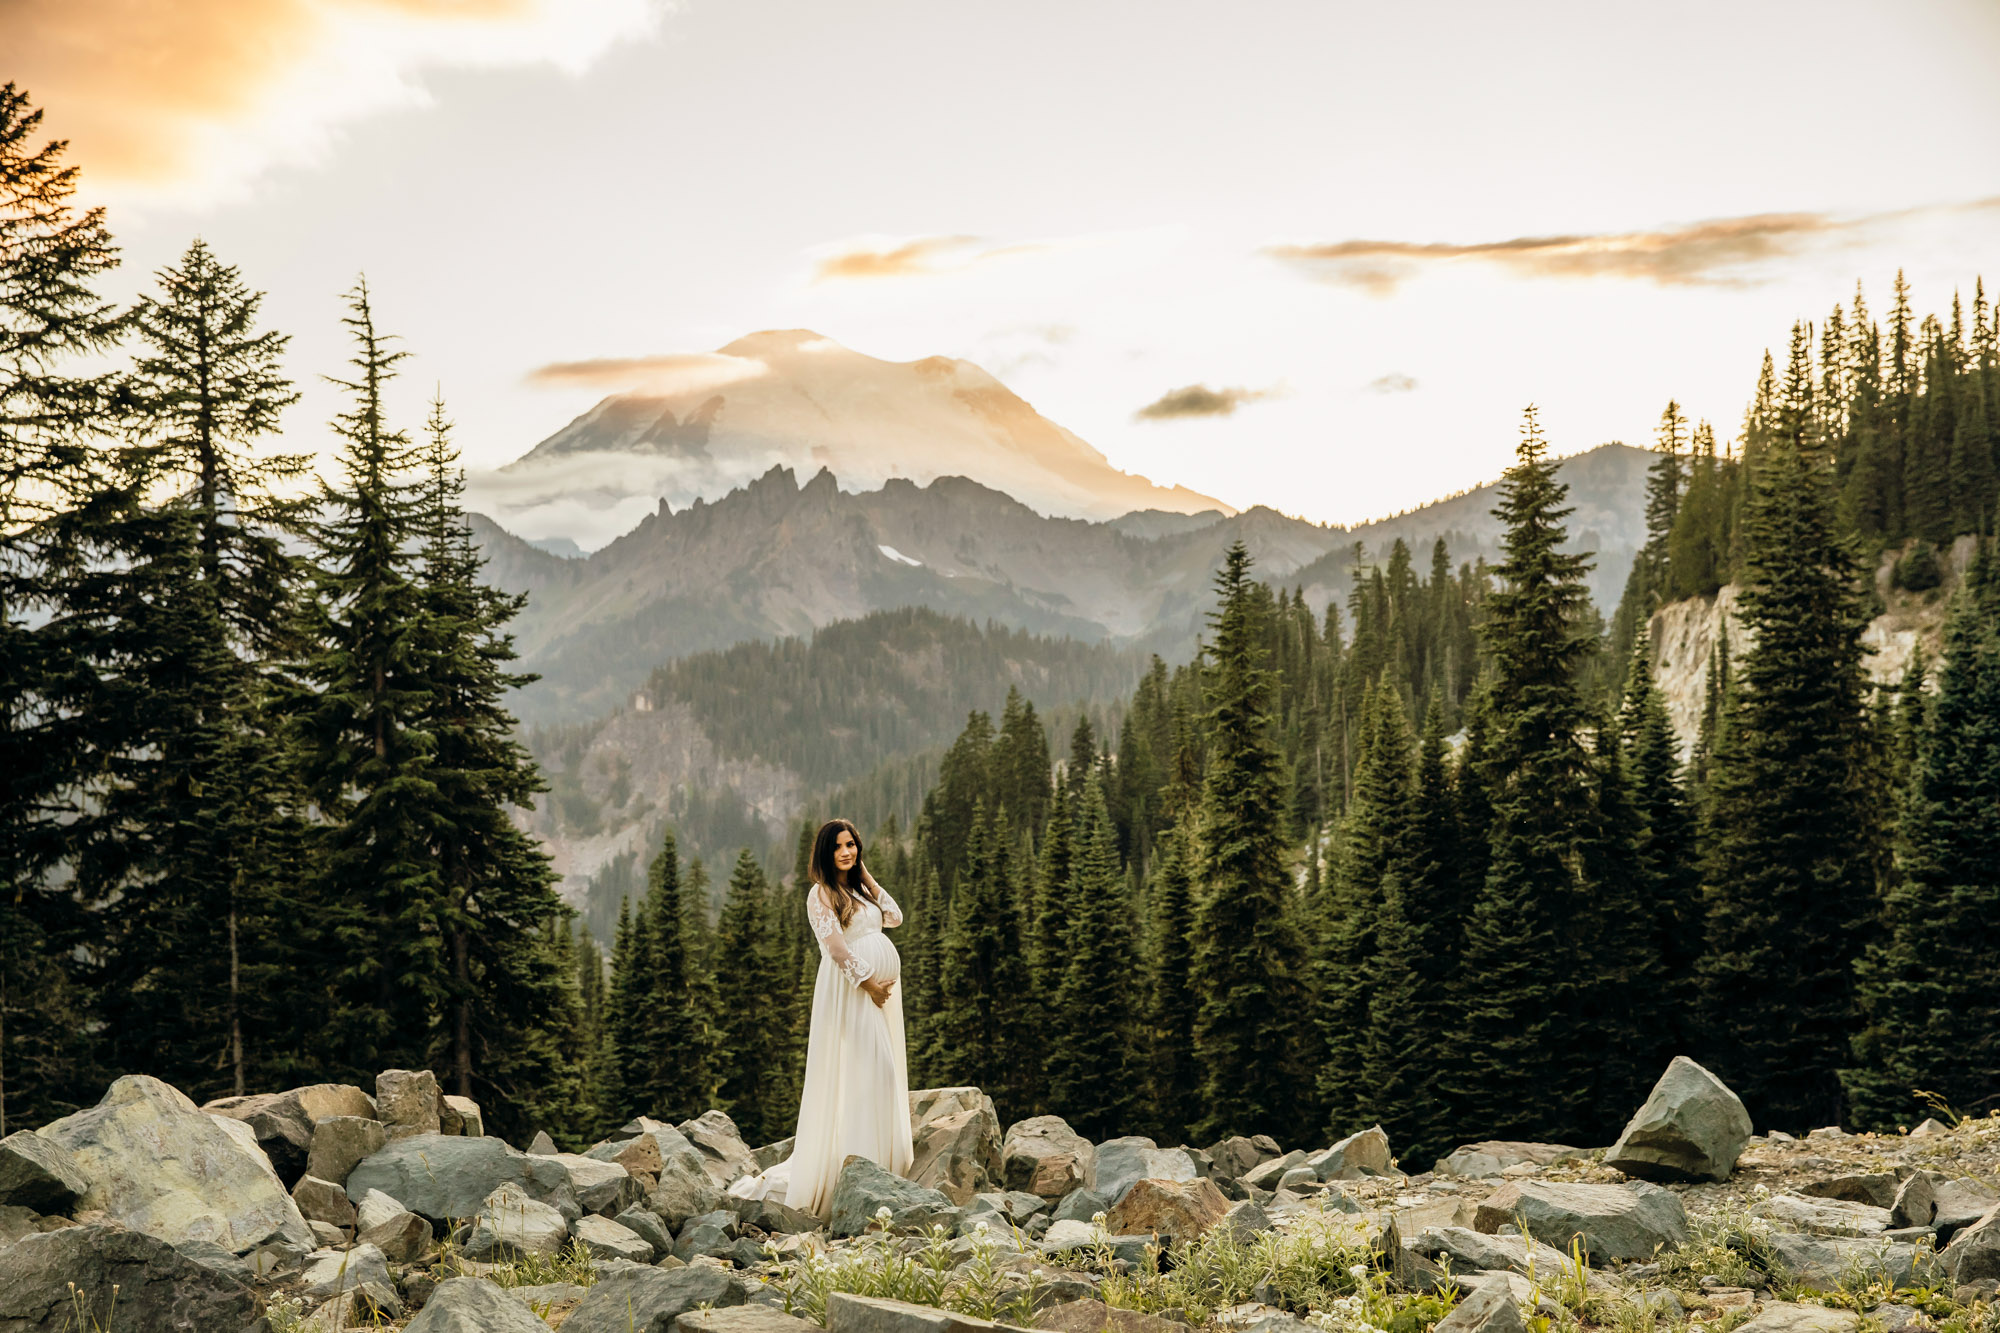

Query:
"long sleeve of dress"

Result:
[[808, 885, 875, 987], [875, 883, 902, 928]]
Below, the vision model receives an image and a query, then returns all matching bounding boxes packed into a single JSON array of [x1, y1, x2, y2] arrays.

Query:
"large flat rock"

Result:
[[404, 1274, 552, 1332], [0, 1224, 263, 1333], [37, 1075, 313, 1253], [829, 1293, 1040, 1333], [1475, 1180, 1688, 1263], [345, 1132, 578, 1223]]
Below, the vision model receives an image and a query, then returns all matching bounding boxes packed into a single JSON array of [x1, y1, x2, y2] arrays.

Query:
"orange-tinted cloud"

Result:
[[1135, 384, 1271, 421], [812, 235, 1049, 281], [524, 352, 768, 394], [1267, 199, 2000, 294], [9, 0, 655, 196]]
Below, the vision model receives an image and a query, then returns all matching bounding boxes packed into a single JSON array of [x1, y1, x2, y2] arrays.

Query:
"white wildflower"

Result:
[[874, 1205, 893, 1222], [1348, 1263, 1369, 1279]]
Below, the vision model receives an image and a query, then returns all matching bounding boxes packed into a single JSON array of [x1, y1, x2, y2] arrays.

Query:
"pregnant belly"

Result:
[[850, 931, 900, 984]]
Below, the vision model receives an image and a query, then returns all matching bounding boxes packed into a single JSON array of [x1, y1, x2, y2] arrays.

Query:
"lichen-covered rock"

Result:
[[203, 1083, 375, 1186], [461, 1181, 570, 1260], [909, 1089, 1004, 1204], [0, 1224, 263, 1333], [1942, 1203, 2000, 1284], [1105, 1176, 1229, 1244], [1003, 1116, 1094, 1200], [345, 1132, 579, 1223], [376, 1069, 442, 1141], [1432, 1143, 1584, 1179], [829, 1156, 954, 1236], [1088, 1138, 1197, 1206], [36, 1075, 313, 1253], [403, 1274, 552, 1332], [0, 1133, 88, 1215], [563, 1259, 748, 1333], [1604, 1057, 1753, 1183], [306, 1115, 387, 1187], [1475, 1180, 1688, 1263]]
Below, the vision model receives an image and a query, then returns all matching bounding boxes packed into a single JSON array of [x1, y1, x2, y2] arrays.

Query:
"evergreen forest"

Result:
[[7, 81, 2000, 1160]]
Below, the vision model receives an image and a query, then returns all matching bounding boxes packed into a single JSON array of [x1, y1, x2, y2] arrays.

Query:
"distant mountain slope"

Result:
[[476, 443, 1652, 724], [481, 329, 1231, 541]]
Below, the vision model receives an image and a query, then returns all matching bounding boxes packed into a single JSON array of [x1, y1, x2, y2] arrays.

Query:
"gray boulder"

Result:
[[1728, 1304, 1860, 1333], [753, 1136, 796, 1172], [1204, 1136, 1276, 1181], [1088, 1137, 1197, 1206], [619, 1205, 677, 1253], [830, 1156, 954, 1236], [1765, 1231, 1924, 1292], [203, 1083, 375, 1186], [1433, 1143, 1584, 1179], [439, 1094, 484, 1137], [376, 1068, 442, 1140], [909, 1088, 1005, 1204], [1942, 1203, 2000, 1284], [1242, 1151, 1306, 1191], [462, 1181, 571, 1260], [1891, 1173, 1937, 1229], [300, 1241, 392, 1301], [1604, 1056, 1753, 1183], [733, 1195, 821, 1236], [37, 1074, 313, 1253], [1475, 1180, 1688, 1263], [291, 1175, 355, 1229], [1309, 1126, 1396, 1180], [354, 1187, 406, 1233], [300, 1283, 401, 1330], [1800, 1172, 1900, 1209], [647, 1156, 727, 1229], [404, 1274, 552, 1332], [0, 1224, 262, 1333], [1433, 1282, 1527, 1333], [1937, 1179, 2000, 1239], [680, 1110, 759, 1185], [828, 1292, 1040, 1333], [1003, 1115, 1094, 1200], [1054, 1188, 1108, 1223], [553, 1151, 645, 1215], [1752, 1193, 1893, 1238], [306, 1115, 387, 1187], [0, 1132, 87, 1214], [678, 1306, 823, 1333], [676, 1207, 738, 1261], [576, 1212, 654, 1261], [1217, 1199, 1274, 1242], [564, 1259, 748, 1333], [345, 1131, 579, 1223], [1408, 1226, 1573, 1278], [357, 1208, 433, 1263], [529, 1130, 560, 1155]]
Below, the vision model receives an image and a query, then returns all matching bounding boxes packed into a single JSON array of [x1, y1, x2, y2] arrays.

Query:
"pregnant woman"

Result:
[[784, 817, 913, 1218]]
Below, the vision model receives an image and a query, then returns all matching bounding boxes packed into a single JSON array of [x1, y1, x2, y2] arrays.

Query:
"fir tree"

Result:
[[712, 849, 773, 1139], [1698, 325, 1877, 1130], [1844, 549, 2000, 1127], [1441, 407, 1600, 1143], [933, 803, 1033, 1116], [1621, 641, 1702, 1066], [1189, 540, 1307, 1142], [636, 828, 716, 1122], [1046, 773, 1139, 1138], [0, 83, 126, 1133], [1143, 814, 1199, 1142], [289, 278, 440, 1079]]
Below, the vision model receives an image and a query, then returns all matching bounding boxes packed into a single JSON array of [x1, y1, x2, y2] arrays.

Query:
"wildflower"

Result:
[[1348, 1263, 1369, 1279], [1091, 1211, 1108, 1227], [874, 1205, 893, 1224], [974, 1219, 991, 1236]]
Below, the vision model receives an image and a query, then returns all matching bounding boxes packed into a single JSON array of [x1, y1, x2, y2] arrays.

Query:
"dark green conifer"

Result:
[[1698, 325, 1877, 1130], [1047, 774, 1139, 1138], [712, 849, 773, 1139], [933, 802, 1032, 1113], [1189, 540, 1307, 1142]]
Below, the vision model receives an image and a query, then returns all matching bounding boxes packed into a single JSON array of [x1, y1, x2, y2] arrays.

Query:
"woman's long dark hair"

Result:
[[809, 818, 876, 926]]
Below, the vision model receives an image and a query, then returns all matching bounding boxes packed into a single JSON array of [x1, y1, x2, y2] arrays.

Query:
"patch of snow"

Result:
[[878, 544, 923, 567]]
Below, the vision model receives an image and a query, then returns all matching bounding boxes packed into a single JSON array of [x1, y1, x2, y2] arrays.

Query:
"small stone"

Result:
[[439, 1094, 484, 1137], [1433, 1282, 1527, 1333], [577, 1212, 656, 1261], [1432, 1143, 1584, 1179], [305, 1219, 346, 1247], [358, 1209, 434, 1263], [1941, 1203, 2000, 1284], [677, 1306, 825, 1333], [462, 1181, 571, 1260], [1909, 1119, 1950, 1139], [529, 1129, 560, 1154], [376, 1069, 442, 1141], [354, 1187, 406, 1233], [1753, 1193, 1894, 1238], [404, 1274, 553, 1332], [564, 1259, 748, 1333], [1729, 1303, 1861, 1333], [1089, 1137, 1198, 1206], [619, 1205, 677, 1255], [1104, 1177, 1230, 1245], [1801, 1172, 1899, 1210], [300, 1241, 392, 1301], [1004, 1115, 1095, 1200], [0, 1131, 89, 1214], [307, 1115, 387, 1187], [292, 1175, 356, 1229], [1036, 1298, 1192, 1333], [1892, 1173, 1938, 1229], [300, 1282, 402, 1331], [1310, 1125, 1395, 1180]]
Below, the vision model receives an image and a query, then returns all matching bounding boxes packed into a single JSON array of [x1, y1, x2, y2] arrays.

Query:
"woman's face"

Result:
[[834, 830, 858, 872]]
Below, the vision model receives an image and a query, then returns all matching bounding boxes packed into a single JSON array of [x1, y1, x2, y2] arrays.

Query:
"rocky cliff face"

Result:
[[1647, 536, 1978, 757]]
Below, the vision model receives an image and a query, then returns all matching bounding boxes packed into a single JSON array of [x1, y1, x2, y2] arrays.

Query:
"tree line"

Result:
[[1, 87, 584, 1142]]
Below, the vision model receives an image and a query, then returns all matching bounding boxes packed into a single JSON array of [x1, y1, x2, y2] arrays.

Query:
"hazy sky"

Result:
[[19, 0, 2000, 542]]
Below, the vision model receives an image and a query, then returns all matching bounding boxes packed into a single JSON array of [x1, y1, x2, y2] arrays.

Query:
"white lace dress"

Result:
[[733, 880, 913, 1218]]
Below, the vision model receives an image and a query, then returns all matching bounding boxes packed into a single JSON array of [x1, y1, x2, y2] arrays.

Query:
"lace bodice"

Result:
[[808, 881, 903, 986]]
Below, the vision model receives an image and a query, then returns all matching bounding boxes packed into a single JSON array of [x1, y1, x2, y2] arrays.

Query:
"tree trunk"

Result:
[[453, 926, 472, 1099]]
